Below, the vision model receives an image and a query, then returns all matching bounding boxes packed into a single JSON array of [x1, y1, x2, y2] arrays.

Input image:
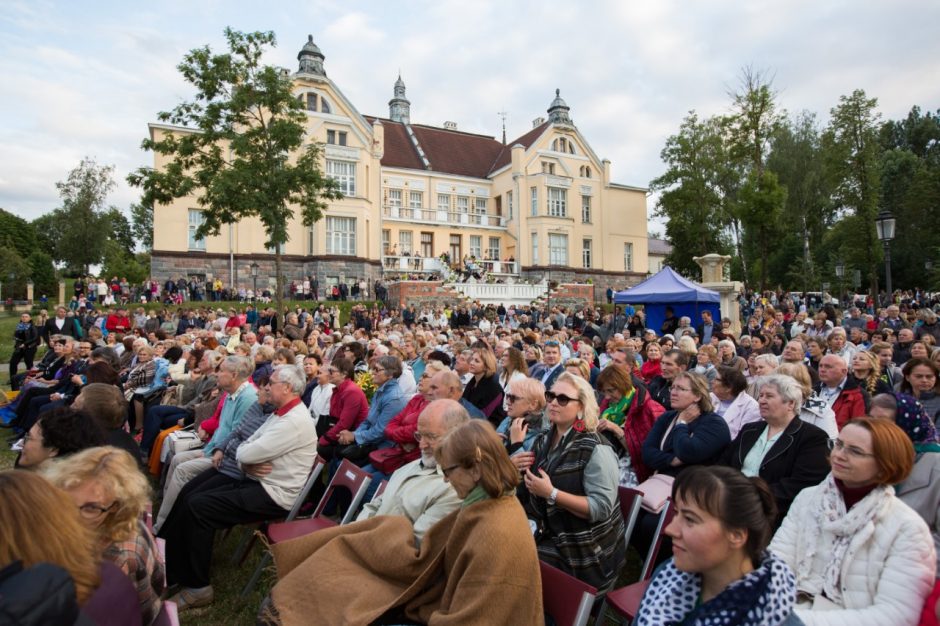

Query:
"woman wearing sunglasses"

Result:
[[770, 417, 935, 625], [520, 372, 626, 591]]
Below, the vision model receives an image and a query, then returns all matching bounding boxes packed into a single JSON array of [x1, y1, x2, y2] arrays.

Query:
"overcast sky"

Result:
[[2, 0, 938, 230]]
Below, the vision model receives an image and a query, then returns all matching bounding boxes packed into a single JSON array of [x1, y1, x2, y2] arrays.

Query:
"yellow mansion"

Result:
[[149, 35, 651, 296]]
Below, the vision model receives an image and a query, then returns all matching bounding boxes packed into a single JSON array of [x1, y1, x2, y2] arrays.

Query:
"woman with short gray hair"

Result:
[[720, 374, 830, 523]]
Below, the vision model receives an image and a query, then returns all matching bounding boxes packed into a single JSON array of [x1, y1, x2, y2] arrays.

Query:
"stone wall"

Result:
[[521, 267, 647, 301], [386, 281, 466, 309], [151, 251, 382, 292]]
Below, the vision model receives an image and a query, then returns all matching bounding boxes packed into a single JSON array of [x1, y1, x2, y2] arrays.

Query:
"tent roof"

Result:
[[614, 266, 720, 304]]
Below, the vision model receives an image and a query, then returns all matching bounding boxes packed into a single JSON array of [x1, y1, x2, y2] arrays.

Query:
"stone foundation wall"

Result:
[[386, 281, 466, 309], [521, 267, 647, 301], [151, 251, 382, 292]]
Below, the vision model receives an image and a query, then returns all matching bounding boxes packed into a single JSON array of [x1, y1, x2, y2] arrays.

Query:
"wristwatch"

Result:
[[547, 487, 559, 505]]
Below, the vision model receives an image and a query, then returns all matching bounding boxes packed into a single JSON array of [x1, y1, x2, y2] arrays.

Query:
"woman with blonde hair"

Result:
[[462, 343, 504, 425], [45, 446, 165, 624], [497, 376, 549, 455], [850, 350, 892, 396], [0, 471, 143, 624], [676, 335, 699, 368], [519, 372, 626, 591]]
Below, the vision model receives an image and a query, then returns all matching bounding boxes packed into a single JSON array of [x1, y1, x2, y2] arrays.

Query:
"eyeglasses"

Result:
[[372, 367, 386, 373], [545, 391, 580, 407], [78, 501, 118, 520], [441, 464, 462, 478], [414, 432, 442, 443], [828, 438, 875, 459], [544, 340, 560, 347], [505, 393, 521, 404], [671, 385, 692, 393]]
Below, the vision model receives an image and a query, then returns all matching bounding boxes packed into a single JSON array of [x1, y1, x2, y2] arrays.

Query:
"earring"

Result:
[[572, 414, 585, 432]]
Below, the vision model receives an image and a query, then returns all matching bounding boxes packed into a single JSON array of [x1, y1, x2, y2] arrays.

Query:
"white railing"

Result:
[[382, 256, 520, 276], [382, 206, 507, 228], [451, 281, 548, 305]]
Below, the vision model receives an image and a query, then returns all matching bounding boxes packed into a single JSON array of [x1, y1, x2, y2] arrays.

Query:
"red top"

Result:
[[384, 395, 429, 445], [106, 313, 131, 333], [319, 378, 368, 445], [639, 359, 662, 384], [199, 393, 226, 436]]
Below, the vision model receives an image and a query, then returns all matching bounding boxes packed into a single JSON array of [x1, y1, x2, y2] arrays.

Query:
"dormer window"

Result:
[[580, 165, 592, 178], [298, 91, 332, 114], [326, 130, 347, 146], [306, 93, 317, 112], [551, 137, 575, 154]]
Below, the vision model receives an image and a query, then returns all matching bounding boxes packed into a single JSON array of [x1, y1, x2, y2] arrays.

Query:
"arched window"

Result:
[[552, 137, 575, 154], [298, 91, 332, 114]]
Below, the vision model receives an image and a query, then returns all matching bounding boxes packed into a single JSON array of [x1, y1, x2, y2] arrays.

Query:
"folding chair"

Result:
[[539, 560, 597, 626], [230, 455, 326, 566], [618, 486, 643, 548], [240, 458, 370, 597], [372, 479, 389, 501], [599, 499, 676, 624]]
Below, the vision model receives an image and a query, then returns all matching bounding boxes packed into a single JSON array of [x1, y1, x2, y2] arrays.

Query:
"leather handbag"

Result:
[[368, 446, 411, 474]]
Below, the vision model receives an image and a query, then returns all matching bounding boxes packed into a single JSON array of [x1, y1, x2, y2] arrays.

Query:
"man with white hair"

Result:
[[356, 399, 469, 542], [161, 364, 317, 609]]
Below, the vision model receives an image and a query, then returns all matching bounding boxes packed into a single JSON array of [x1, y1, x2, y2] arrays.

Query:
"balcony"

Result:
[[382, 255, 520, 277], [382, 206, 507, 229]]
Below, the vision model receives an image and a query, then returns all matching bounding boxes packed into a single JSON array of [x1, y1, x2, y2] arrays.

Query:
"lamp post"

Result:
[[875, 209, 896, 302], [250, 262, 259, 302], [835, 261, 845, 307]]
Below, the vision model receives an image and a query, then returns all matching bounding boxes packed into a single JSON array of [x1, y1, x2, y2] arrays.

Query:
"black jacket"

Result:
[[720, 417, 830, 523], [43, 316, 80, 341], [14, 322, 41, 351]]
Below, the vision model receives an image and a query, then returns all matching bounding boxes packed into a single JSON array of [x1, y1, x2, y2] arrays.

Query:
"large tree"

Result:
[[650, 112, 732, 277], [128, 28, 342, 320], [822, 90, 882, 295], [130, 201, 154, 250], [54, 157, 114, 274], [0, 208, 38, 258]]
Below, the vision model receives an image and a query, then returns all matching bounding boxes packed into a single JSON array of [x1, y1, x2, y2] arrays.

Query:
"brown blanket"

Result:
[[271, 495, 543, 625]]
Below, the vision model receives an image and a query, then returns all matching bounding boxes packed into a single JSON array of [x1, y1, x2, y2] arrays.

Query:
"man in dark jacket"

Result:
[[42, 307, 79, 343]]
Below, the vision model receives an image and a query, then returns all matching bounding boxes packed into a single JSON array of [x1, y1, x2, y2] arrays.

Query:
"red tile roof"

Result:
[[365, 116, 549, 179]]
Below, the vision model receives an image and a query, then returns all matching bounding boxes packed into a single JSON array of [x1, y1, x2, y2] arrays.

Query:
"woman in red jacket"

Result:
[[318, 357, 368, 460], [639, 341, 663, 383], [595, 363, 665, 483]]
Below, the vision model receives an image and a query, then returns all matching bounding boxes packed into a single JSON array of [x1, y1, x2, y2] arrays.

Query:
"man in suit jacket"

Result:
[[42, 306, 79, 344], [529, 341, 564, 391]]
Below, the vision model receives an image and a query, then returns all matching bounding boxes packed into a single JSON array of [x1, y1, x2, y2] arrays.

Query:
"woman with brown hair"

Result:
[[771, 417, 936, 624], [0, 471, 142, 624], [498, 346, 528, 412], [899, 357, 940, 422], [45, 447, 165, 624], [462, 343, 504, 425]]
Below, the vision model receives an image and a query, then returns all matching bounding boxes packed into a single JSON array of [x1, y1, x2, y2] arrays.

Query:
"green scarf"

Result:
[[462, 485, 490, 508], [601, 389, 636, 427]]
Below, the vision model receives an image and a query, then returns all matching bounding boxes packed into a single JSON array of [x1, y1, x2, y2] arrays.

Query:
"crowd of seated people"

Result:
[[4, 299, 940, 624]]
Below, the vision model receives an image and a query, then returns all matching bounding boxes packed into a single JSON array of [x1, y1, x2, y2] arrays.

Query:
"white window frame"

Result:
[[473, 197, 487, 225], [582, 238, 592, 269], [326, 216, 356, 256], [624, 242, 634, 272], [326, 159, 356, 196], [399, 230, 413, 255], [188, 209, 206, 251], [457, 196, 469, 225], [581, 195, 591, 223], [382, 229, 391, 254], [469, 235, 482, 258], [506, 190, 513, 220], [530, 187, 537, 216], [549, 233, 568, 265], [436, 193, 450, 221], [547, 187, 567, 217], [531, 232, 539, 265], [488, 237, 501, 261]]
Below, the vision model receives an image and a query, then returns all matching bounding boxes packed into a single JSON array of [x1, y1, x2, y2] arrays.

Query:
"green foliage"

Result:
[[26, 250, 57, 299], [48, 157, 115, 273], [738, 170, 786, 288], [30, 212, 62, 263], [128, 28, 343, 324], [130, 201, 154, 250], [100, 240, 150, 284], [0, 208, 38, 258], [104, 207, 136, 255], [650, 112, 733, 277], [0, 247, 32, 300]]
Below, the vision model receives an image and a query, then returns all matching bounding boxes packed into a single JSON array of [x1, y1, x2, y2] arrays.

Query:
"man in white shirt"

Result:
[[356, 399, 469, 542]]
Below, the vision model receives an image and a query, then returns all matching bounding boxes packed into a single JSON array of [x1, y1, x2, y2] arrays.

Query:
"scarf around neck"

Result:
[[794, 473, 892, 606], [601, 389, 636, 426], [635, 552, 796, 626]]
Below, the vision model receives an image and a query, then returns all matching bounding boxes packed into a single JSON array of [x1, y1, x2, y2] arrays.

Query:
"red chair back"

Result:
[[373, 479, 389, 501], [283, 455, 327, 521], [313, 458, 372, 524], [539, 560, 597, 626], [618, 486, 643, 547]]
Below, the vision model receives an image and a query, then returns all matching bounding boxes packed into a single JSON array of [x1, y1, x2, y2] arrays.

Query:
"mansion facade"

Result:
[[149, 35, 651, 295]]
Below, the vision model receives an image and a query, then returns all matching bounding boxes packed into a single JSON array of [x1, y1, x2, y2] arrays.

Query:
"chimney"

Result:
[[443, 121, 457, 131], [532, 116, 545, 128]]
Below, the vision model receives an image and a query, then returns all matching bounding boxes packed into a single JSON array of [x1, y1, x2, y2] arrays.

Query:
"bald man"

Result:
[[428, 370, 486, 420]]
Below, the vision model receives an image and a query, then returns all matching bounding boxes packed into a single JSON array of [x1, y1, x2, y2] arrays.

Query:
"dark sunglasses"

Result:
[[545, 391, 580, 407], [505, 393, 520, 404]]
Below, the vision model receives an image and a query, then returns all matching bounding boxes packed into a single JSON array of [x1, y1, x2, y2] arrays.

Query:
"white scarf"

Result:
[[795, 473, 892, 605]]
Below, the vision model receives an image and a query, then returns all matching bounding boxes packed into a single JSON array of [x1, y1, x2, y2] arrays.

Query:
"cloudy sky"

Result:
[[2, 0, 938, 228]]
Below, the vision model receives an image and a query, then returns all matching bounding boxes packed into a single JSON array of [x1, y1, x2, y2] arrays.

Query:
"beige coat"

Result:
[[271, 495, 542, 625]]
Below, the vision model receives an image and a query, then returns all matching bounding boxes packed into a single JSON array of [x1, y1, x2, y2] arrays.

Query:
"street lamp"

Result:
[[835, 261, 845, 305], [250, 262, 259, 302], [875, 209, 896, 300]]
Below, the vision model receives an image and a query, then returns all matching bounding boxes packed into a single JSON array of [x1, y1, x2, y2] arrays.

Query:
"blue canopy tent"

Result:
[[613, 267, 720, 337]]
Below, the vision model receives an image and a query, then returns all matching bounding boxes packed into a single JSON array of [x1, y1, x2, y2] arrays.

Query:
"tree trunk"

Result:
[[274, 251, 284, 331]]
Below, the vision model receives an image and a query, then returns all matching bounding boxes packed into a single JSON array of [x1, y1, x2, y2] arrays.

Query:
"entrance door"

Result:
[[449, 234, 462, 262]]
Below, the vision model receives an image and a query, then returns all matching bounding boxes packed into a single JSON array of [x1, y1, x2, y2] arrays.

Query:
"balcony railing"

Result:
[[382, 255, 520, 276], [382, 206, 507, 228]]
